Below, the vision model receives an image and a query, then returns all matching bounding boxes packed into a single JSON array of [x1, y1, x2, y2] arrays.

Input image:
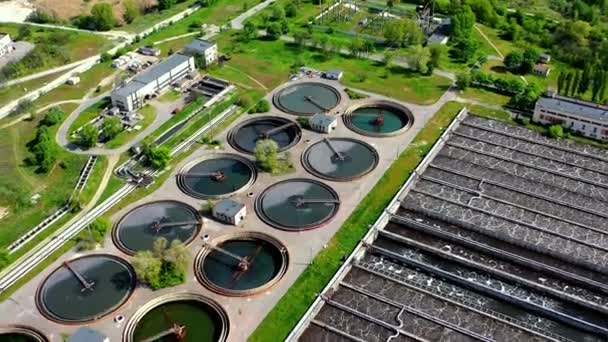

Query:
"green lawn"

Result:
[[215, 32, 451, 104], [459, 87, 512, 106], [68, 97, 110, 135], [249, 101, 466, 341], [0, 109, 88, 249], [105, 104, 158, 149], [467, 104, 512, 122], [136, 0, 250, 46], [34, 62, 116, 110]]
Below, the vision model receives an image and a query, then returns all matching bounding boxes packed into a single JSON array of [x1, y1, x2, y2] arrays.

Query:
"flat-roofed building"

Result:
[[533, 92, 608, 141], [212, 199, 246, 225], [310, 113, 338, 133], [111, 53, 195, 112], [0, 33, 13, 57], [183, 38, 218, 66]]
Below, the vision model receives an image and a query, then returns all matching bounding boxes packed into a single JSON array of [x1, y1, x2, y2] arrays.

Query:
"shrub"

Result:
[[249, 99, 271, 113], [548, 124, 564, 139]]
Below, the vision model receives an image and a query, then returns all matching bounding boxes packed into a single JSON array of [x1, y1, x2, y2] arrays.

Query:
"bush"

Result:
[[132, 238, 189, 290], [77, 217, 111, 250], [40, 108, 64, 126], [144, 145, 171, 169], [77, 124, 99, 149], [548, 124, 564, 139], [296, 117, 310, 129], [237, 94, 254, 108], [249, 99, 271, 113]]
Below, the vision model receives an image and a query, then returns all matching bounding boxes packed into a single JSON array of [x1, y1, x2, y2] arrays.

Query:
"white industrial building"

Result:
[[111, 53, 195, 112], [183, 38, 218, 66], [533, 92, 608, 141], [0, 33, 13, 57], [310, 113, 338, 133], [212, 199, 246, 225]]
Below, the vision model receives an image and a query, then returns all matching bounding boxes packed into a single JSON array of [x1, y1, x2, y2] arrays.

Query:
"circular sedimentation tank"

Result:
[[302, 138, 379, 181], [273, 82, 341, 115], [255, 179, 340, 231], [124, 293, 229, 342], [228, 116, 301, 154], [195, 232, 288, 296], [36, 254, 135, 324], [343, 100, 414, 137], [0, 327, 47, 342], [177, 154, 257, 199], [114, 201, 201, 255]]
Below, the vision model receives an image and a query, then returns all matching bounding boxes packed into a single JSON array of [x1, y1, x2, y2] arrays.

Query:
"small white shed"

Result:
[[213, 199, 246, 225], [310, 113, 338, 134]]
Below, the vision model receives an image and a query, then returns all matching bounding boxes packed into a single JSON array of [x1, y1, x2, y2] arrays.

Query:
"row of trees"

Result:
[[557, 66, 608, 102], [132, 238, 189, 290], [76, 116, 124, 149], [457, 70, 542, 109], [383, 18, 423, 48]]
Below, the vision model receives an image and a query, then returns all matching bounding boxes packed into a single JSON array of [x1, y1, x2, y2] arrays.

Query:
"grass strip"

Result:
[[249, 101, 466, 341]]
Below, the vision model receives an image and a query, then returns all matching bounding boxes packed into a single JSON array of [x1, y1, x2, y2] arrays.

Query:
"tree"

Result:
[[383, 50, 396, 67], [145, 145, 171, 169], [77, 124, 99, 149], [272, 6, 285, 21], [520, 48, 539, 74], [132, 250, 162, 288], [102, 116, 123, 140], [571, 70, 581, 97], [242, 21, 257, 42], [158, 0, 177, 10], [90, 3, 116, 31], [456, 72, 471, 90], [402, 18, 423, 47], [504, 51, 523, 72], [285, 3, 297, 17], [409, 45, 430, 74], [267, 22, 282, 40], [40, 107, 64, 126], [123, 0, 140, 24], [78, 216, 111, 250], [280, 19, 290, 34], [429, 44, 445, 69], [254, 139, 279, 172], [383, 20, 405, 47], [250, 99, 271, 113], [293, 30, 309, 48], [349, 38, 365, 57]]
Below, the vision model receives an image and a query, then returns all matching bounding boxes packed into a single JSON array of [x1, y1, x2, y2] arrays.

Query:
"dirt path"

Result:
[[85, 154, 118, 210], [224, 65, 268, 90]]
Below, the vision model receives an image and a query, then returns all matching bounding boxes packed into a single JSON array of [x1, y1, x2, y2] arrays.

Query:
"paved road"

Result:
[[231, 0, 277, 29], [55, 95, 178, 155]]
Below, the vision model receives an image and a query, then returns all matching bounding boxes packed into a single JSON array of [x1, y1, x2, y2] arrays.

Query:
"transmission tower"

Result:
[[416, 0, 435, 36]]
